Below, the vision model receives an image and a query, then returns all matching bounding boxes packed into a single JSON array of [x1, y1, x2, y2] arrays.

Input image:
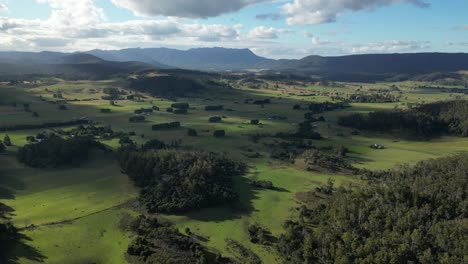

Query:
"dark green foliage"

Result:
[[128, 76, 204, 98], [117, 149, 245, 213], [346, 93, 399, 103], [100, 108, 111, 113], [278, 154, 468, 264], [250, 120, 259, 125], [173, 108, 188, 114], [58, 105, 67, 110], [59, 125, 125, 139], [213, 130, 226, 137], [126, 215, 222, 264], [226, 239, 262, 264], [187, 129, 198, 137], [251, 180, 274, 190], [209, 116, 222, 123], [129, 115, 146, 123], [0, 141, 5, 153], [293, 104, 301, 110], [3, 135, 11, 146], [152, 122, 180, 130], [253, 99, 271, 105], [17, 135, 103, 168], [295, 122, 322, 139], [338, 100, 468, 139], [166, 107, 173, 113], [0, 119, 90, 131], [101, 87, 126, 100], [248, 224, 273, 245], [32, 112, 39, 117], [141, 139, 168, 151], [302, 149, 353, 171], [152, 106, 160, 111], [134, 108, 153, 114], [308, 101, 349, 114], [205, 105, 223, 111], [171, 103, 190, 109]]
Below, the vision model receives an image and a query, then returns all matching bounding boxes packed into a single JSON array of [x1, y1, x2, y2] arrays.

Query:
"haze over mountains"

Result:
[[0, 48, 467, 81]]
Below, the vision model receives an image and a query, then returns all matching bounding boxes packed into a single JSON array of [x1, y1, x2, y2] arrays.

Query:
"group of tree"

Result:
[[17, 135, 105, 168], [278, 154, 468, 263], [338, 100, 468, 139], [124, 215, 227, 264], [117, 146, 246, 213]]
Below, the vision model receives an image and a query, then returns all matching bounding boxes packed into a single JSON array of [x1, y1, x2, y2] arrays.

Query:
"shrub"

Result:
[[129, 116, 146, 123], [171, 103, 189, 109], [205, 105, 223, 111], [3, 135, 11, 146], [209, 116, 222, 123], [250, 120, 260, 125], [166, 107, 173, 113], [214, 130, 226, 137], [187, 129, 198, 137], [173, 108, 188, 114], [152, 122, 181, 130]]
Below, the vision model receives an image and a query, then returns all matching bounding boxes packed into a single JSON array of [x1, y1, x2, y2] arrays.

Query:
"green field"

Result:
[[1, 77, 467, 263]]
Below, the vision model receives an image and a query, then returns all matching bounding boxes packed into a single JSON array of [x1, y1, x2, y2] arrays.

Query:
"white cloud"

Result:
[[311, 36, 332, 45], [247, 26, 292, 39], [0, 3, 8, 12], [111, 0, 269, 18], [283, 0, 429, 25], [347, 40, 430, 53]]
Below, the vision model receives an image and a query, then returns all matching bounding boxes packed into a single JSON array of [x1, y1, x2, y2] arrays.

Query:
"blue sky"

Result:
[[0, 0, 466, 59]]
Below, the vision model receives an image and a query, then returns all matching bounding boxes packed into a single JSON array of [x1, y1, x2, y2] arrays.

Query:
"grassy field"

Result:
[[0, 77, 467, 263]]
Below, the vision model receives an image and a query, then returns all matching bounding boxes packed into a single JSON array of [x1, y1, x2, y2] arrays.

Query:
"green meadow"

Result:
[[0, 78, 467, 263]]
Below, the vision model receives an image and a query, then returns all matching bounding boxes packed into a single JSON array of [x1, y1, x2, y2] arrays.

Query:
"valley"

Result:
[[1, 71, 467, 263]]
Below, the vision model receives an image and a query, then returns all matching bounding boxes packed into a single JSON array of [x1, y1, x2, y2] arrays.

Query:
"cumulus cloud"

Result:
[[248, 26, 292, 39], [347, 40, 430, 54], [111, 0, 269, 18], [283, 0, 429, 25], [0, 3, 8, 12]]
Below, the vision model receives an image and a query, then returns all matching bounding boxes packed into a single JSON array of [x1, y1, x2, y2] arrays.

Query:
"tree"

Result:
[[0, 141, 5, 153], [3, 135, 11, 146]]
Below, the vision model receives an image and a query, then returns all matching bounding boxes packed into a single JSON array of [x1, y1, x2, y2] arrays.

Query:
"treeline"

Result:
[[125, 215, 226, 264], [117, 146, 245, 213], [278, 154, 468, 263], [0, 119, 90, 132], [338, 100, 468, 139], [128, 75, 204, 98], [17, 136, 105, 168]]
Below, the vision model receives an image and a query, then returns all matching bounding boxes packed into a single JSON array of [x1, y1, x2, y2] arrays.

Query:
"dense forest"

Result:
[[125, 215, 225, 264], [338, 100, 468, 139], [278, 154, 468, 264], [118, 146, 246, 213], [17, 135, 105, 168]]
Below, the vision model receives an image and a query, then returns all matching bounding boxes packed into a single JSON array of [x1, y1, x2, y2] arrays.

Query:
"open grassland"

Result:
[[0, 77, 467, 263]]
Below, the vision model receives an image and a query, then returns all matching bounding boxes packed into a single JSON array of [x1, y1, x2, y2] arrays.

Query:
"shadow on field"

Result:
[[0, 165, 46, 264], [182, 176, 260, 222]]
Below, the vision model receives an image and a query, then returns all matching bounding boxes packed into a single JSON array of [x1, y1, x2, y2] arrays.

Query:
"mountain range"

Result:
[[0, 48, 467, 80]]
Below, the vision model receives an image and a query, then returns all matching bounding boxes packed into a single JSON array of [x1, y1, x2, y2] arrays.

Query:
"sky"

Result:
[[0, 0, 467, 59]]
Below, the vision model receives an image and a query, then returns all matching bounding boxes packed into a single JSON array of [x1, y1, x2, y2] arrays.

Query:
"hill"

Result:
[[86, 47, 272, 71], [273, 53, 468, 81], [0, 52, 154, 80]]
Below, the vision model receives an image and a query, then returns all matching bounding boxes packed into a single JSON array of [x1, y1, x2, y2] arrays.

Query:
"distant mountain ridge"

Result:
[[0, 52, 154, 79], [0, 48, 467, 81], [84, 48, 468, 78], [86, 47, 271, 70]]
